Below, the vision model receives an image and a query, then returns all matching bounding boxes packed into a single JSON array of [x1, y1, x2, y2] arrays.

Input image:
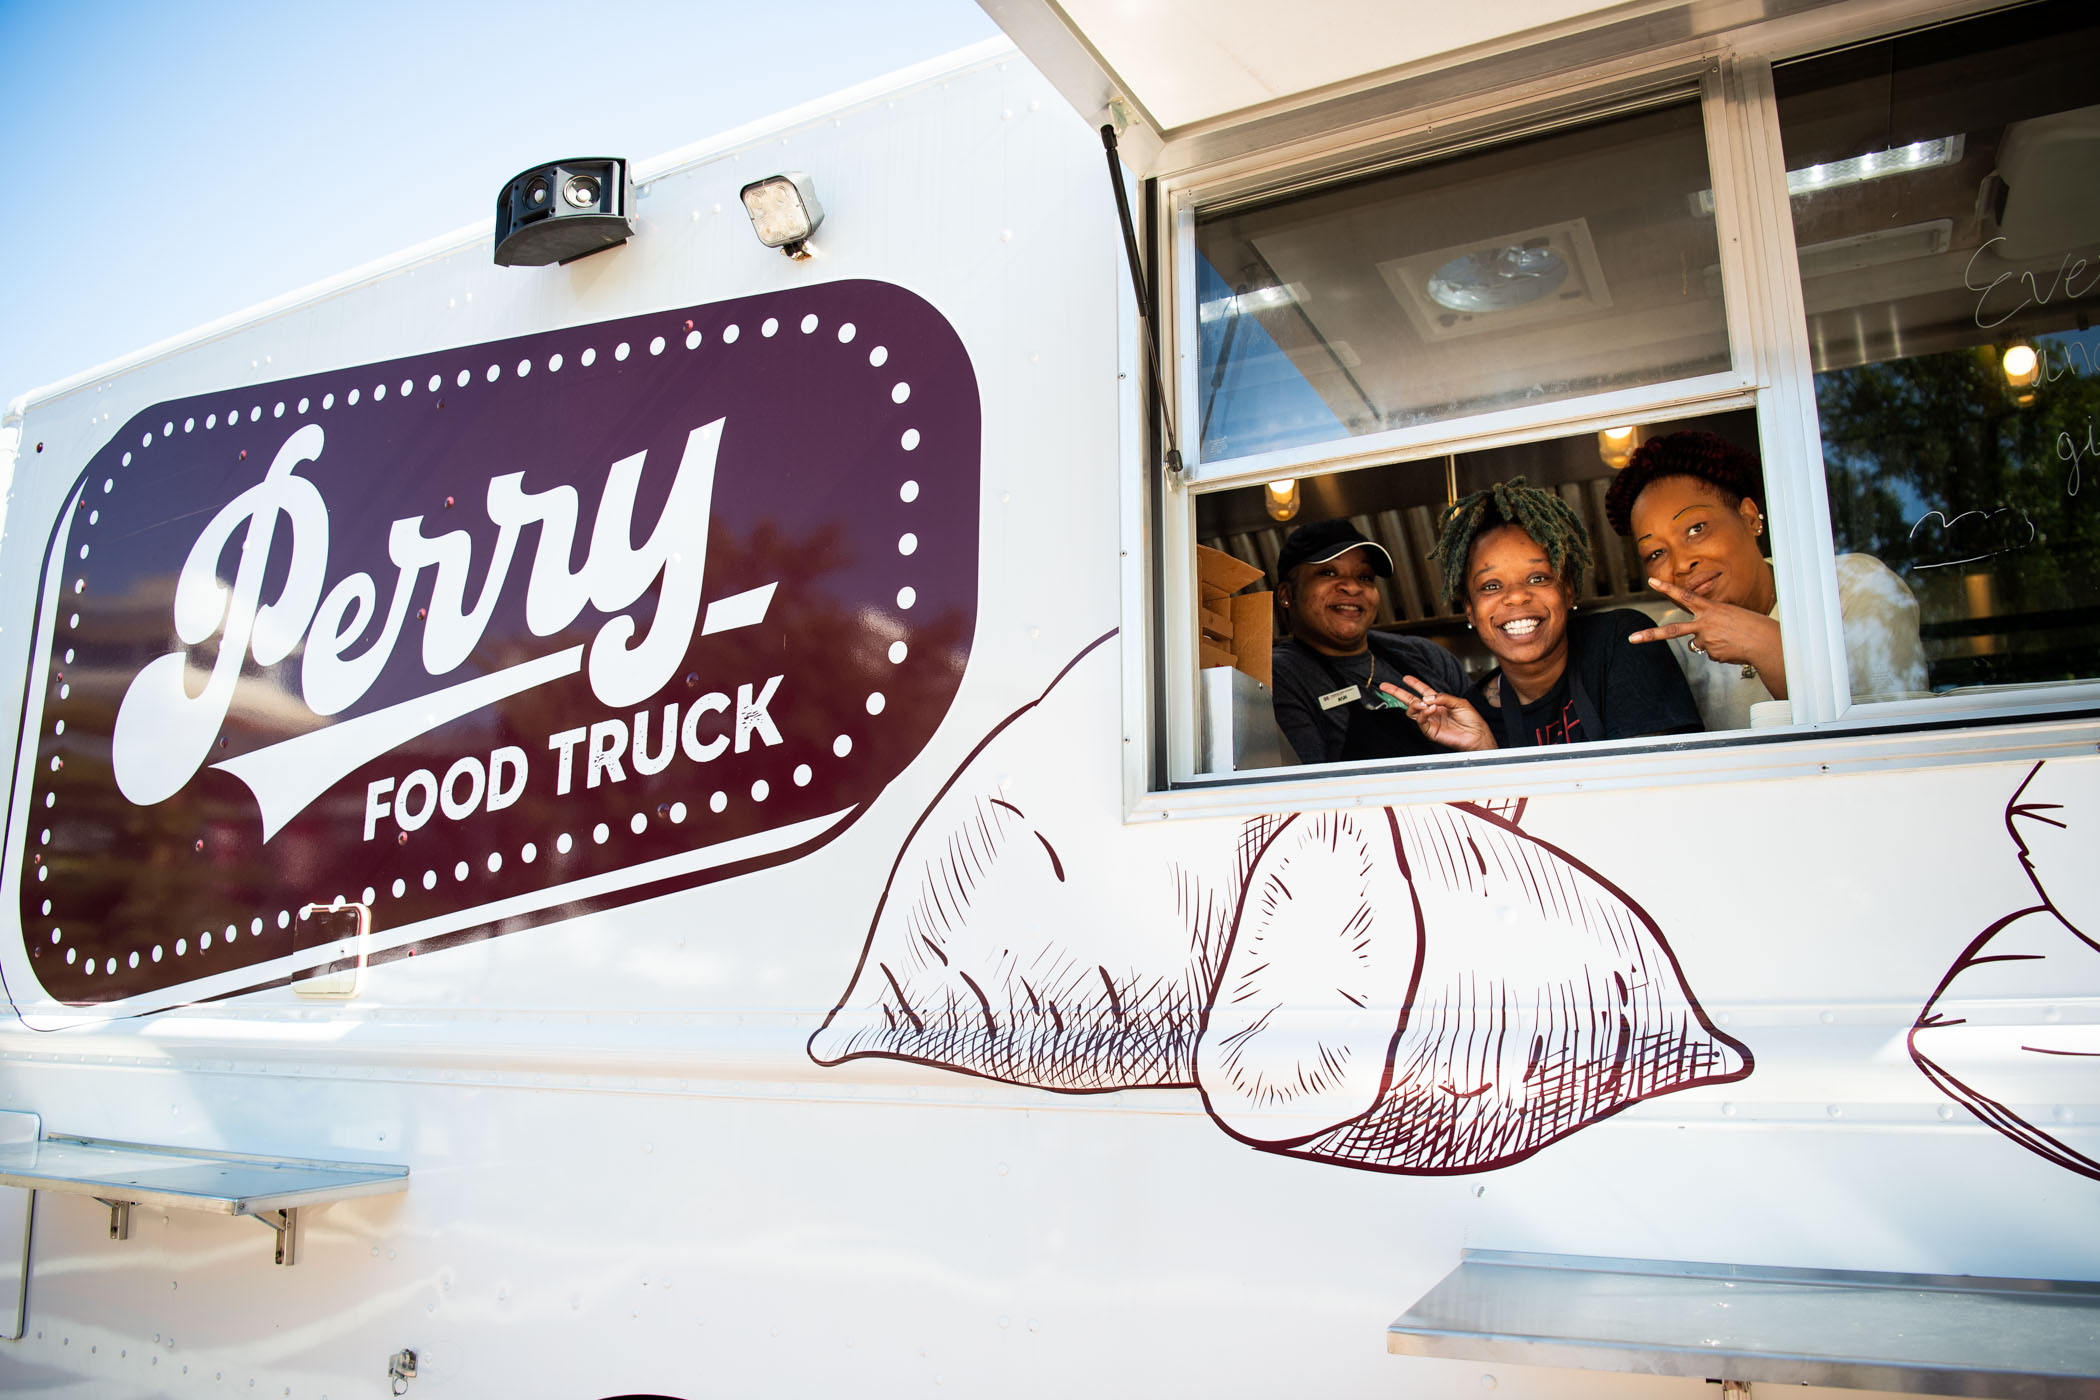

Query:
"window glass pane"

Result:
[[1778, 0, 2100, 695], [1192, 100, 1731, 463]]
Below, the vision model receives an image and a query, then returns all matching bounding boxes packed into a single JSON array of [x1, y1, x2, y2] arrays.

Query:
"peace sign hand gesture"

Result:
[[1382, 677, 1498, 752], [1629, 576, 1789, 699]]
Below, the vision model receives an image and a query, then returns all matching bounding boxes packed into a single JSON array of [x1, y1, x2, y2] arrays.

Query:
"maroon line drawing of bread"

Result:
[[1199, 803, 1752, 1172], [812, 637, 1749, 1173], [1910, 761, 2100, 1180], [1196, 809, 1425, 1143], [809, 631, 1232, 1091]]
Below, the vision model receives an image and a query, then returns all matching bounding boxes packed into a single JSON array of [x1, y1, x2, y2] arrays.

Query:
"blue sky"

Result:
[[0, 0, 1000, 406]]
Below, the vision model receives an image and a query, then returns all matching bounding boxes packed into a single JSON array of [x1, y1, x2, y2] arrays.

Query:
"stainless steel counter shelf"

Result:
[[0, 1134, 409, 1266], [1390, 1249, 2100, 1399]]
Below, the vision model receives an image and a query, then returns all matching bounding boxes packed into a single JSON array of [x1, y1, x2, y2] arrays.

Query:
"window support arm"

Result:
[[1100, 123, 1183, 479]]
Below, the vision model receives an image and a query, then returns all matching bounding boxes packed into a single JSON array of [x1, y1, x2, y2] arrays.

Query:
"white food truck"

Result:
[[3, 1, 2098, 1395]]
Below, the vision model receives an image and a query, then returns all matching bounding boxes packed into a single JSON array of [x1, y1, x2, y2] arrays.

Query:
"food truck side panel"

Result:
[[0, 39, 2094, 1400]]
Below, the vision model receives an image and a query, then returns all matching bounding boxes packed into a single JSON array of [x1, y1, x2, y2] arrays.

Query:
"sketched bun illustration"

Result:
[[18, 281, 978, 1015], [1911, 760, 2100, 1180], [810, 643, 1746, 1171], [1206, 803, 1751, 1174], [810, 632, 1235, 1091], [1196, 811, 1423, 1145]]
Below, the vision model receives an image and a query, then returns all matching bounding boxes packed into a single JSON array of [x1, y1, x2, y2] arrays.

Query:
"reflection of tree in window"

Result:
[[1816, 328, 2100, 688], [1776, 0, 2100, 694]]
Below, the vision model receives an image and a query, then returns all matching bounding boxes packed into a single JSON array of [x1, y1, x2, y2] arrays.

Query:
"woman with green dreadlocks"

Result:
[[1389, 479, 1700, 750]]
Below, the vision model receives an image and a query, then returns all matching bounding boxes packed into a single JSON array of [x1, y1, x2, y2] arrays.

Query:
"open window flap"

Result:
[[979, 0, 1848, 177]]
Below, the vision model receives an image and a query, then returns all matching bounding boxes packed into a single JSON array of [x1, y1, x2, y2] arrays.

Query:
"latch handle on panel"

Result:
[[292, 900, 372, 999]]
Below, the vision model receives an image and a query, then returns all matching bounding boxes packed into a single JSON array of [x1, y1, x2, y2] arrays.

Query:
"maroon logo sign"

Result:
[[21, 280, 979, 1007]]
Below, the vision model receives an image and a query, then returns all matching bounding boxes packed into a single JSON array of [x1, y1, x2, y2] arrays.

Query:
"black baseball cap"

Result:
[[1275, 518, 1394, 581]]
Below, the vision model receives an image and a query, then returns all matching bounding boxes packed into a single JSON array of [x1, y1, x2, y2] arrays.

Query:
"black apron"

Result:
[[1490, 664, 1603, 749], [1312, 650, 1438, 760]]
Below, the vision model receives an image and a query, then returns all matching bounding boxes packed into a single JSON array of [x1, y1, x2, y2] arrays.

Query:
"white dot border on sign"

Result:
[[68, 291, 935, 971]]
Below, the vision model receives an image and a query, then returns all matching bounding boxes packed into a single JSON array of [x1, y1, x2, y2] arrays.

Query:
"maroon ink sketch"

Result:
[[810, 631, 1229, 1090], [813, 636, 1751, 1173], [1911, 760, 2100, 1181], [19, 280, 979, 1009], [1214, 803, 1751, 1173]]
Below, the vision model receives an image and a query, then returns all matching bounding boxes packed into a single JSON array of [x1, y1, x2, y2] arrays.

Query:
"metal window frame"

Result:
[[1118, 4, 2100, 815]]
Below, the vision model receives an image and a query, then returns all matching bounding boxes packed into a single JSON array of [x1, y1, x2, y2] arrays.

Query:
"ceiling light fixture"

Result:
[[1599, 425, 1639, 470]]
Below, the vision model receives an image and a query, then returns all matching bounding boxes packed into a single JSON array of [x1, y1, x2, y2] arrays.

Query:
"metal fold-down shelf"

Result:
[[1389, 1249, 2100, 1399], [0, 1134, 409, 1266]]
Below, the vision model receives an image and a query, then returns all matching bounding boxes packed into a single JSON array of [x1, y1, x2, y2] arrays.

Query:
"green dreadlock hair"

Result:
[[1429, 478, 1594, 611]]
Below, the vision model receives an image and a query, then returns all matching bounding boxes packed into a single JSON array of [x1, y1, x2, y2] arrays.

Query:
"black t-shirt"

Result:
[[1464, 608, 1701, 749], [1271, 632, 1469, 764]]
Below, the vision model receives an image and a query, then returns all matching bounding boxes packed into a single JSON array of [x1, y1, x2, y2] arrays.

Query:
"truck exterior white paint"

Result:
[[0, 18, 2093, 1400]]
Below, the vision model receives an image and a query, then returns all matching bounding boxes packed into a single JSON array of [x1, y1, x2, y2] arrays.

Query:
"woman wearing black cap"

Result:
[[1269, 518, 1470, 764]]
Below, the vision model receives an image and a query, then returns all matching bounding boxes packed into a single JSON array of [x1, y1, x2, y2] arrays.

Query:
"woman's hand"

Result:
[[1630, 577, 1789, 699], [1386, 677, 1498, 752]]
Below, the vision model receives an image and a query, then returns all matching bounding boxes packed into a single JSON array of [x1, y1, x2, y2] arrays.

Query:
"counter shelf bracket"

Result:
[[92, 1196, 130, 1241], [252, 1206, 299, 1266]]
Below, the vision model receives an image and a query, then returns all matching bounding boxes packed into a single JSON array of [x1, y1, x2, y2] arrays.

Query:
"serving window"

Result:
[[1148, 0, 2100, 795], [1189, 411, 1760, 775], [1196, 410, 1760, 642]]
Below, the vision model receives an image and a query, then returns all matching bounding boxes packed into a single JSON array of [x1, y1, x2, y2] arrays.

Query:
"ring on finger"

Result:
[[1688, 638, 1706, 655]]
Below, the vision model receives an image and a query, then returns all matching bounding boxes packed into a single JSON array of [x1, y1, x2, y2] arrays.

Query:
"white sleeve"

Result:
[[1835, 552, 1928, 700]]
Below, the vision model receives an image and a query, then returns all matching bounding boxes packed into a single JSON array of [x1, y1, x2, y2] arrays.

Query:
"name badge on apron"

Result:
[[1318, 685, 1362, 710]]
